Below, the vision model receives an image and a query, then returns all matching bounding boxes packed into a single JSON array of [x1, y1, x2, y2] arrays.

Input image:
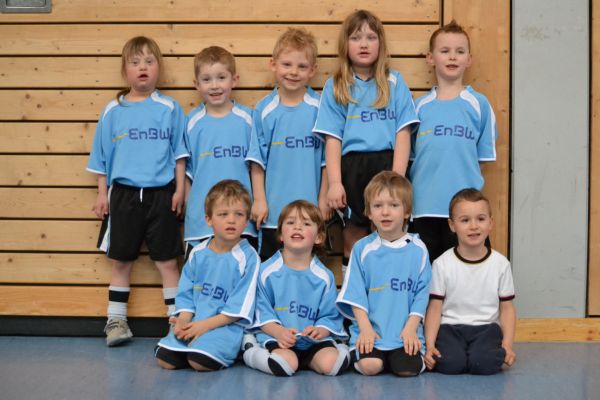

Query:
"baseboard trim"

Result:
[[515, 318, 600, 342]]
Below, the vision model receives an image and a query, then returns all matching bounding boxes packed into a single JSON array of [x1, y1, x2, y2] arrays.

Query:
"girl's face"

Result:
[[124, 45, 160, 97], [347, 22, 380, 73], [280, 208, 323, 255]]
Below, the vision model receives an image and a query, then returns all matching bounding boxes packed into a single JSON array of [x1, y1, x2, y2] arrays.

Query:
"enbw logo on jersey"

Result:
[[390, 278, 420, 294], [127, 127, 171, 140], [272, 136, 321, 149], [434, 124, 475, 140], [288, 301, 319, 321], [194, 282, 229, 302], [348, 109, 396, 123], [200, 145, 248, 158]]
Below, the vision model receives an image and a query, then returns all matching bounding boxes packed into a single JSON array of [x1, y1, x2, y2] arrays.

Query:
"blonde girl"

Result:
[[87, 36, 189, 346], [313, 10, 419, 275]]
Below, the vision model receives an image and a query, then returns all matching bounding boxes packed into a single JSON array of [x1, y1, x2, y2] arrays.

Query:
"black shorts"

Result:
[[341, 150, 393, 227], [97, 181, 183, 262], [259, 228, 281, 261], [355, 347, 424, 375], [266, 341, 335, 370]]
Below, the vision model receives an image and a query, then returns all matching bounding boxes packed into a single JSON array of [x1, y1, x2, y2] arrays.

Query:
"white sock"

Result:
[[243, 346, 274, 375], [107, 286, 130, 320], [162, 287, 177, 316]]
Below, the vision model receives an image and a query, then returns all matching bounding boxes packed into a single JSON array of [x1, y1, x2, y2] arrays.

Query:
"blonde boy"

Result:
[[184, 47, 257, 256], [246, 28, 331, 261], [424, 188, 516, 375]]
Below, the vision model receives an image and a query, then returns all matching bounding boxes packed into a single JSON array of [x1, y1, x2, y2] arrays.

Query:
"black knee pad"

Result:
[[389, 349, 423, 377], [155, 346, 190, 370], [187, 352, 224, 371]]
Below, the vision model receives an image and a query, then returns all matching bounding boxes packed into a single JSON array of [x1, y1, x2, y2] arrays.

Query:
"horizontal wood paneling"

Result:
[[0, 188, 97, 218], [0, 220, 101, 251], [0, 253, 161, 284], [0, 57, 433, 89], [516, 319, 600, 342], [0, 0, 439, 23], [0, 24, 433, 56], [0, 155, 91, 186], [0, 122, 95, 153]]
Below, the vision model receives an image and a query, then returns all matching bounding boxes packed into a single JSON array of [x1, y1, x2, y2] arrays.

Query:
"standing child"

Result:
[[247, 28, 330, 261], [313, 10, 419, 275], [184, 46, 257, 256], [424, 188, 516, 375], [243, 200, 350, 376], [155, 180, 259, 371], [337, 171, 431, 377], [86, 36, 188, 346], [409, 21, 498, 262]]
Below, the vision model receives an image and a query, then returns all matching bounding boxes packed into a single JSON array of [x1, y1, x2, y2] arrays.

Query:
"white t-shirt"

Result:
[[429, 247, 515, 326]]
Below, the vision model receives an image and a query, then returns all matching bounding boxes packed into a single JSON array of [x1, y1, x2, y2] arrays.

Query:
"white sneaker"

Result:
[[241, 333, 258, 351], [104, 318, 133, 347]]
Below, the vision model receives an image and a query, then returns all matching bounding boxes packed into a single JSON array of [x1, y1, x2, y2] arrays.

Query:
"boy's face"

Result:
[[194, 62, 238, 110], [205, 197, 248, 246], [427, 32, 471, 83], [280, 208, 323, 255], [366, 189, 409, 242], [124, 45, 160, 96], [448, 200, 493, 251], [347, 22, 380, 72], [270, 48, 316, 97]]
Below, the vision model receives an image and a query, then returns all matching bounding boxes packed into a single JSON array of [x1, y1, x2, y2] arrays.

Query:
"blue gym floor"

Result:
[[1, 337, 598, 400]]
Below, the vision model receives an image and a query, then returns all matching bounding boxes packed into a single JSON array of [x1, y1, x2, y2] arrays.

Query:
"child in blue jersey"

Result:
[[313, 10, 419, 276], [242, 200, 350, 376], [337, 171, 431, 377], [86, 36, 188, 347], [409, 21, 498, 262], [247, 28, 331, 261], [424, 189, 516, 375], [184, 46, 257, 257], [155, 180, 260, 371]]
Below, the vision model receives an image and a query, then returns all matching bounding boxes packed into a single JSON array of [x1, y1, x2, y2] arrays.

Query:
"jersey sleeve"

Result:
[[251, 274, 281, 329], [336, 246, 368, 319], [313, 79, 346, 142], [314, 274, 348, 338], [183, 116, 194, 181], [86, 109, 113, 176], [476, 95, 497, 161], [393, 73, 420, 133], [245, 108, 268, 169], [174, 256, 197, 315], [220, 249, 260, 326], [498, 259, 516, 301], [170, 102, 190, 160], [429, 258, 446, 300], [409, 251, 432, 319]]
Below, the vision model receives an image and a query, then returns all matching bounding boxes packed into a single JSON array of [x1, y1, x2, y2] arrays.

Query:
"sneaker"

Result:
[[241, 333, 258, 351], [104, 318, 133, 347]]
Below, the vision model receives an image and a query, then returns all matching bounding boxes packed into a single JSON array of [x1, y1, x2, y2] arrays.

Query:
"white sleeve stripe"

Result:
[[313, 129, 342, 141], [150, 91, 175, 110], [246, 157, 265, 170], [336, 299, 365, 320], [175, 308, 195, 314], [175, 153, 190, 160], [396, 119, 420, 134], [232, 105, 253, 126], [260, 255, 284, 285], [315, 325, 348, 337], [309, 259, 331, 292], [86, 168, 106, 175], [261, 95, 279, 120], [237, 251, 260, 320], [187, 107, 206, 132]]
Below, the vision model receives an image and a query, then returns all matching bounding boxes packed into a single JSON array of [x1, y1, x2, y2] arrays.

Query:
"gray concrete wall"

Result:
[[511, 0, 589, 317]]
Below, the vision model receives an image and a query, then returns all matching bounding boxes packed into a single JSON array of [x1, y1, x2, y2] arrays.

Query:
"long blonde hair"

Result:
[[117, 36, 163, 102], [333, 10, 390, 108]]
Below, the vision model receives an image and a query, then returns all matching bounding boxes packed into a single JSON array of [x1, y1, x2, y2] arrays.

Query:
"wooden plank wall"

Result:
[[590, 0, 600, 316], [0, 0, 509, 318]]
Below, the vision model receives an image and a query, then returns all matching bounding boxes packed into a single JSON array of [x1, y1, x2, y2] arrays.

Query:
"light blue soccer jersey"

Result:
[[157, 239, 260, 366], [245, 88, 324, 229], [409, 86, 497, 218], [251, 251, 347, 350], [87, 90, 189, 187], [313, 70, 419, 155], [184, 103, 257, 241], [336, 232, 431, 351]]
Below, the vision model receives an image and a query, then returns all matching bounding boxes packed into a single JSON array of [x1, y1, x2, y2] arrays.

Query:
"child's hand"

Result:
[[171, 189, 184, 217], [170, 316, 191, 340], [92, 192, 109, 219], [302, 326, 329, 341], [356, 327, 380, 354], [318, 195, 334, 221], [327, 182, 346, 210], [400, 328, 422, 356], [274, 327, 298, 349], [251, 198, 268, 229], [424, 347, 441, 370], [181, 320, 211, 343], [502, 343, 516, 366]]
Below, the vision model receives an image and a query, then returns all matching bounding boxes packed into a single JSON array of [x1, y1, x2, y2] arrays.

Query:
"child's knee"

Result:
[[312, 348, 339, 375], [435, 351, 468, 374], [355, 358, 384, 376], [467, 350, 504, 375], [157, 358, 177, 370], [268, 349, 298, 377]]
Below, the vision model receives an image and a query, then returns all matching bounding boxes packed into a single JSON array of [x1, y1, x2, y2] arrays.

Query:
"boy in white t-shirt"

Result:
[[424, 188, 516, 375]]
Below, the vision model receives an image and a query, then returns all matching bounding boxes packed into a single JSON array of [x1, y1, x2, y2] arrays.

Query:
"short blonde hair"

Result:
[[204, 179, 251, 218], [364, 171, 412, 217], [429, 20, 471, 52], [272, 28, 318, 65], [276, 200, 326, 254], [194, 46, 236, 78]]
